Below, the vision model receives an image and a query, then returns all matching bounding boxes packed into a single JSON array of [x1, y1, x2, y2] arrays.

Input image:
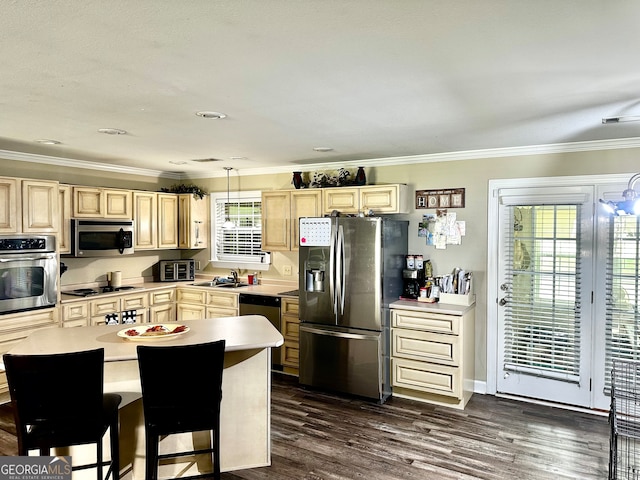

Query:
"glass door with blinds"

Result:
[[592, 183, 640, 410], [496, 186, 593, 406]]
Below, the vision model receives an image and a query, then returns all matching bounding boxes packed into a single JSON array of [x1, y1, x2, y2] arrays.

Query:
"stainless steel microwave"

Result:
[[158, 260, 195, 282], [68, 219, 135, 257]]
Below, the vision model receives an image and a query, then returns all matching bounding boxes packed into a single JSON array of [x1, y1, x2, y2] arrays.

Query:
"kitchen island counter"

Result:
[[7, 316, 283, 479]]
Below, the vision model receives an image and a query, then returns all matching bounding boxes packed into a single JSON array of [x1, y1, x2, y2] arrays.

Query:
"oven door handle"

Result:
[[0, 253, 56, 262]]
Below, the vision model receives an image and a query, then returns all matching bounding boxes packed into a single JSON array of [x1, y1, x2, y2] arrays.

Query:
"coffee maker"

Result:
[[402, 268, 423, 299]]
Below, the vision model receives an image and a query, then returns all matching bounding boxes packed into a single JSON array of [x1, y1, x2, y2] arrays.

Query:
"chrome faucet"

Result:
[[229, 269, 239, 283]]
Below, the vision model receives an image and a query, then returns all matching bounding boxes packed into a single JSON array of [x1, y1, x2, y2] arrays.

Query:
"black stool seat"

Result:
[[137, 339, 225, 480], [3, 348, 121, 480]]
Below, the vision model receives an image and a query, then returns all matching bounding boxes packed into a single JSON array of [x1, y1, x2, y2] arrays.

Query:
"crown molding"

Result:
[[3, 136, 640, 181], [0, 149, 182, 179]]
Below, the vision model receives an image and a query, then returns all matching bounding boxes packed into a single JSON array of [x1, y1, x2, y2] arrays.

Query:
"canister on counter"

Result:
[[406, 255, 415, 269], [415, 255, 423, 270]]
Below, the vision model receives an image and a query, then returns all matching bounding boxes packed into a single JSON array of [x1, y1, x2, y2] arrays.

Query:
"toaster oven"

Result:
[[158, 260, 195, 282]]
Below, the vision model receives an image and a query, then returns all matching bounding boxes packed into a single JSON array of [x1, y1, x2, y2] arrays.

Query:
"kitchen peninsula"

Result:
[[6, 315, 284, 479]]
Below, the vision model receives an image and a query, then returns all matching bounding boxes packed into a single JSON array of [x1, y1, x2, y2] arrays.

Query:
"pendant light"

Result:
[[223, 167, 236, 229]]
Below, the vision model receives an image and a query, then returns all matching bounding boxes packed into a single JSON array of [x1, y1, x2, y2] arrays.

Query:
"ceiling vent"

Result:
[[191, 158, 223, 163]]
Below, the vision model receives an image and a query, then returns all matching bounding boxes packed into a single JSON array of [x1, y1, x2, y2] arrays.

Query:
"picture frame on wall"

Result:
[[415, 188, 465, 209]]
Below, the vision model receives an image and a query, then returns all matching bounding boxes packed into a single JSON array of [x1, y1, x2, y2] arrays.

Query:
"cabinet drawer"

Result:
[[392, 357, 461, 399], [121, 292, 149, 310], [281, 298, 299, 315], [63, 318, 89, 328], [62, 301, 89, 321], [206, 292, 238, 308], [282, 315, 300, 339], [391, 309, 460, 335], [150, 288, 175, 305], [392, 328, 459, 366], [205, 306, 238, 318], [90, 298, 121, 316], [177, 288, 207, 304], [282, 343, 299, 367]]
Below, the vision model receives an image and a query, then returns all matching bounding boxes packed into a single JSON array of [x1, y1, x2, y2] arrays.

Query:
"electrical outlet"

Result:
[[283, 265, 292, 276], [195, 261, 201, 270]]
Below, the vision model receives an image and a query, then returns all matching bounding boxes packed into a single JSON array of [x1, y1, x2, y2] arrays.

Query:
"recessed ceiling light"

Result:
[[34, 139, 61, 145], [98, 128, 127, 135], [169, 160, 188, 165], [230, 156, 247, 161], [196, 111, 227, 119], [313, 147, 333, 152]]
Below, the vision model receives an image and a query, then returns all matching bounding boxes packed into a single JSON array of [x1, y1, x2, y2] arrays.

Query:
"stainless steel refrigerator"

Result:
[[298, 216, 408, 402]]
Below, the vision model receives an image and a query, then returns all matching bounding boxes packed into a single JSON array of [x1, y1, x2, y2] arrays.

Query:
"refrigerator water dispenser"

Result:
[[305, 269, 325, 292]]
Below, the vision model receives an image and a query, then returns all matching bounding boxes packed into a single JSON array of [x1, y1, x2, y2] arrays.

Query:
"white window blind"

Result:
[[503, 204, 582, 383], [210, 192, 269, 267], [605, 215, 640, 389]]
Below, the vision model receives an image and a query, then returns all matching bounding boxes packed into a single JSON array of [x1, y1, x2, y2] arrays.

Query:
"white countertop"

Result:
[[390, 299, 475, 315], [7, 315, 284, 361], [60, 280, 299, 302]]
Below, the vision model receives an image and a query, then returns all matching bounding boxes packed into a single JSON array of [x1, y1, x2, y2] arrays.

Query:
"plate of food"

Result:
[[117, 324, 190, 341]]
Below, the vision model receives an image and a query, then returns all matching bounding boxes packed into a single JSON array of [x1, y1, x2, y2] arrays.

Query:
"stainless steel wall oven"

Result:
[[0, 235, 58, 314]]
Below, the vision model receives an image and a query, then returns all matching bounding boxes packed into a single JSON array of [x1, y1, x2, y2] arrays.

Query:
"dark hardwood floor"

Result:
[[0, 374, 611, 479]]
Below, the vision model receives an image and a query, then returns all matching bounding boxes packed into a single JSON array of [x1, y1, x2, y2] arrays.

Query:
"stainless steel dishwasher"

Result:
[[239, 294, 282, 369]]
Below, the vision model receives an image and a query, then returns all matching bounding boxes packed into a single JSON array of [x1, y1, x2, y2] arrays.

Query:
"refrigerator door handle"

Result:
[[338, 224, 345, 315], [329, 221, 336, 314], [301, 325, 380, 341]]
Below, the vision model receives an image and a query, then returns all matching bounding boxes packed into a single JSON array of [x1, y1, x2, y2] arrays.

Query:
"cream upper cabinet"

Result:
[[133, 191, 158, 250], [157, 193, 178, 249], [262, 191, 290, 251], [104, 188, 132, 218], [322, 184, 409, 215], [360, 184, 409, 214], [262, 190, 322, 251], [178, 194, 208, 249], [0, 177, 19, 233], [22, 180, 59, 233], [291, 191, 322, 249], [0, 177, 59, 234], [322, 188, 359, 215], [58, 185, 72, 254], [73, 186, 132, 219]]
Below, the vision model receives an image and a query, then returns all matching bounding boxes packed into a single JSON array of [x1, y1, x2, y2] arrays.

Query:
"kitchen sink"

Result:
[[215, 282, 249, 288], [191, 281, 249, 288]]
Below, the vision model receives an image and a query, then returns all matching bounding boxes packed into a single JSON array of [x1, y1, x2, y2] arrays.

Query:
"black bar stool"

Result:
[[137, 339, 225, 480], [3, 348, 121, 480]]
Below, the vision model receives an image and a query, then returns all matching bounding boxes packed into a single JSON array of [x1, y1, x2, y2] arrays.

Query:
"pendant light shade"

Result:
[[223, 167, 235, 229]]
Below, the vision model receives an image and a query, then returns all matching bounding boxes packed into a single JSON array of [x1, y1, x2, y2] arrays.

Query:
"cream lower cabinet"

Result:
[[89, 292, 149, 326], [61, 300, 90, 327], [149, 288, 176, 323], [391, 303, 475, 409], [281, 297, 300, 375], [176, 288, 238, 320], [0, 308, 59, 400]]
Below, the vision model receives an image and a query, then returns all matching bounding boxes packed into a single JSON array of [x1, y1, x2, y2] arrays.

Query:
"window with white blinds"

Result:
[[503, 204, 582, 382], [210, 191, 268, 266], [605, 215, 640, 389]]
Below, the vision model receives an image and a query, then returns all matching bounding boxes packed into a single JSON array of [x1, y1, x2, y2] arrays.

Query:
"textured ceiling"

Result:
[[1, 0, 640, 178]]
